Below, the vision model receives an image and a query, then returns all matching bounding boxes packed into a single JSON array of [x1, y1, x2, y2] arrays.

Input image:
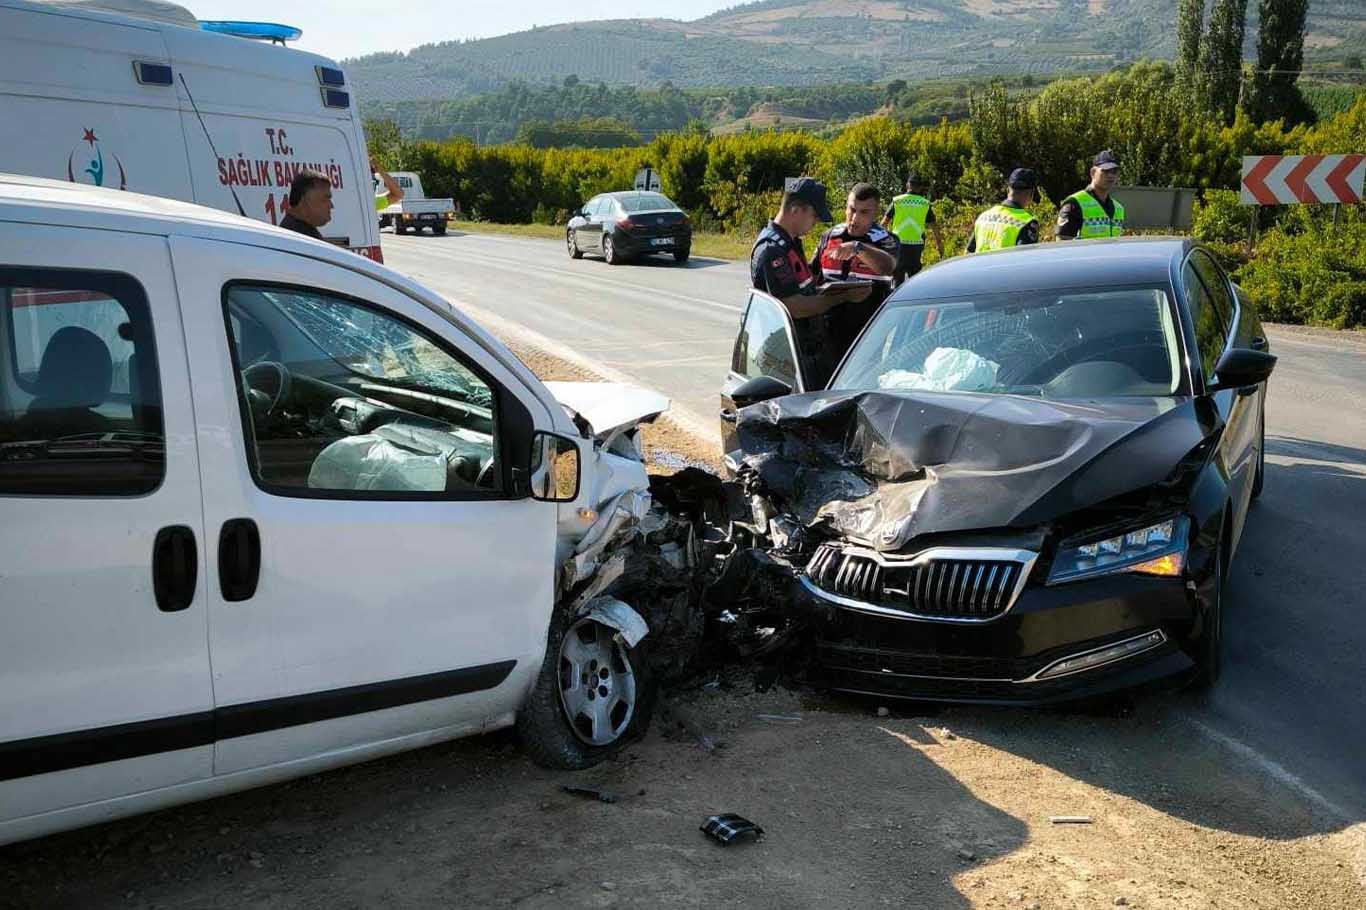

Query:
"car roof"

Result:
[[893, 237, 1194, 301]]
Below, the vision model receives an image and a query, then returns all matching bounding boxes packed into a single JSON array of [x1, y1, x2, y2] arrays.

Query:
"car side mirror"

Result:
[[529, 431, 581, 502], [1207, 348, 1276, 394], [732, 374, 792, 410]]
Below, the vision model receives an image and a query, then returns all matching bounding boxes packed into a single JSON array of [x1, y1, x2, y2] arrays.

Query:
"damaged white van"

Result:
[[0, 177, 683, 845], [0, 0, 384, 260]]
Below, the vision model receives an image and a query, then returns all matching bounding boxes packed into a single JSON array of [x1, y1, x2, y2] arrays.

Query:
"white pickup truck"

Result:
[[379, 171, 456, 235]]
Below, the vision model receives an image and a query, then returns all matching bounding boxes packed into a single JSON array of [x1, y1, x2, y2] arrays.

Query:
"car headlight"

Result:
[[1047, 516, 1189, 585]]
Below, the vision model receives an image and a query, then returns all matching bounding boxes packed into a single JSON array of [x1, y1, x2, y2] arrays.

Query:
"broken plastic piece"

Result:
[[701, 813, 764, 845], [1048, 815, 1093, 824], [562, 785, 617, 804], [583, 596, 650, 648]]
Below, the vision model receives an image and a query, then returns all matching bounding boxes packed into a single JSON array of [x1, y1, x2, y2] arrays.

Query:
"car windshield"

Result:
[[617, 193, 677, 213], [831, 285, 1185, 399]]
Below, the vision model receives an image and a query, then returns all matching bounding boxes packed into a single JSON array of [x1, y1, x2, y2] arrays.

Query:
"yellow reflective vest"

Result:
[[1064, 190, 1124, 238], [971, 204, 1035, 253], [889, 193, 931, 245]]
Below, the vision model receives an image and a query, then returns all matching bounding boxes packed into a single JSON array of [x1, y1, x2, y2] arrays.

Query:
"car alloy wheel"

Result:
[[603, 234, 619, 265], [557, 617, 637, 746], [567, 229, 583, 259]]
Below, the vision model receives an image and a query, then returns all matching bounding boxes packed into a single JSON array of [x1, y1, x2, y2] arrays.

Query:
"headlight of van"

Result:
[[1047, 516, 1189, 585]]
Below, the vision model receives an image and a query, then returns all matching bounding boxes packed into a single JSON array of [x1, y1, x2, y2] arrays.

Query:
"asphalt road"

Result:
[[384, 230, 1366, 824]]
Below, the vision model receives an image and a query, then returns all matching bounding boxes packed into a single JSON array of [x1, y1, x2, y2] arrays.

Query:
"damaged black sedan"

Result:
[[717, 239, 1275, 704]]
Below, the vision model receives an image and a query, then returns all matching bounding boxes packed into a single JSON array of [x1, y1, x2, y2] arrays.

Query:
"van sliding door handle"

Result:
[[218, 518, 261, 602], [152, 526, 198, 612]]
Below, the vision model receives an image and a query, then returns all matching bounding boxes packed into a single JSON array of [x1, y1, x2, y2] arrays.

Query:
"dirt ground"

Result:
[[3, 337, 1361, 910]]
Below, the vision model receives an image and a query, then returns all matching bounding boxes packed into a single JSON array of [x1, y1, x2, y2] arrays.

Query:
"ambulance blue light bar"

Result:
[[133, 61, 174, 86], [199, 21, 303, 43]]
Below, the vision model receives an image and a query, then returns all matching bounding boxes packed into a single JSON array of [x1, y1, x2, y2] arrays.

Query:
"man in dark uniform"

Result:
[[810, 182, 899, 363], [750, 177, 870, 389]]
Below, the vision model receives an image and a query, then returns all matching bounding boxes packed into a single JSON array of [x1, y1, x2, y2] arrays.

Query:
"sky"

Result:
[[186, 1, 742, 60]]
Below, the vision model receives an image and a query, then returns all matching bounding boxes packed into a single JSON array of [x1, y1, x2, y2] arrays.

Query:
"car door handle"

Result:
[[1250, 336, 1268, 351], [720, 408, 737, 424], [218, 518, 261, 603], [152, 525, 198, 612]]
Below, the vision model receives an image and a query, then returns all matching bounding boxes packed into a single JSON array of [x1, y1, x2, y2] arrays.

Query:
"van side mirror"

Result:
[[1207, 348, 1276, 395], [732, 374, 792, 409], [529, 431, 581, 502]]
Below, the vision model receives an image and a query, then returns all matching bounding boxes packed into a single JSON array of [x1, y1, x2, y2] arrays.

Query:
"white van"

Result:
[[0, 0, 384, 261], [0, 176, 672, 845]]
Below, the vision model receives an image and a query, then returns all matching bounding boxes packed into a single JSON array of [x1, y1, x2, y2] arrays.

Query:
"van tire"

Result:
[[396, 223, 409, 235], [517, 608, 656, 770], [433, 222, 447, 236]]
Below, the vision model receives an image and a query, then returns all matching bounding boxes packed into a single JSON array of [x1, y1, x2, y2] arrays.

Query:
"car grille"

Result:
[[804, 544, 1032, 621]]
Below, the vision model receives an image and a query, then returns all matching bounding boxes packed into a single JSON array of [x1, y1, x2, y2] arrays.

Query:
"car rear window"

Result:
[[618, 193, 677, 213]]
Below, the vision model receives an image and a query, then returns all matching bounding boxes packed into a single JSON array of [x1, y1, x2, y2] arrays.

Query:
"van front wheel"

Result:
[[517, 610, 656, 770]]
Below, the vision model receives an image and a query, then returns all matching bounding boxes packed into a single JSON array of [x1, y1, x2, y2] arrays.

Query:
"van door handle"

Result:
[[152, 525, 198, 612], [218, 518, 261, 602]]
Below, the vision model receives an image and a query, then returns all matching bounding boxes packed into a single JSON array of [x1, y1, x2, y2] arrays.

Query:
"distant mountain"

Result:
[[346, 0, 1366, 106]]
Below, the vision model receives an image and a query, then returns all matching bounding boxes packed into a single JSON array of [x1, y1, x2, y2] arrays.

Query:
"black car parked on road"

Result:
[[719, 239, 1275, 704], [567, 191, 692, 265]]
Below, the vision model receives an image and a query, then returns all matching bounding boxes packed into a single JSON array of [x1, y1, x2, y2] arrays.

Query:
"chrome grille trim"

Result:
[[802, 545, 1040, 623]]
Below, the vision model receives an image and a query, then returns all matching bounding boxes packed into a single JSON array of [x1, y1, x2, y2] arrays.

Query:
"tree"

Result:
[[1346, 54, 1364, 72], [1244, 0, 1309, 123], [1176, 0, 1204, 85], [1198, 0, 1249, 123]]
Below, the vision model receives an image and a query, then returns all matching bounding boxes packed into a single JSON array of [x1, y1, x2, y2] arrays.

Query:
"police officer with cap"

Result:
[[1057, 149, 1124, 240], [967, 168, 1041, 253], [751, 176, 870, 387]]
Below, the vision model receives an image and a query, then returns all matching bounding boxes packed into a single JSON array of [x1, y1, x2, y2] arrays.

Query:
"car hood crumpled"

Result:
[[732, 390, 1215, 550]]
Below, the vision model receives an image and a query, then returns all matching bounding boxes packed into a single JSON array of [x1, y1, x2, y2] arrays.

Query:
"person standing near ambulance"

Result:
[[1056, 149, 1124, 240], [372, 158, 404, 213], [282, 162, 402, 240], [881, 172, 944, 283]]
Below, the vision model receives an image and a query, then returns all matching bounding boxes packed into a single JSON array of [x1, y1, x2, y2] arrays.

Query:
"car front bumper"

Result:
[[794, 570, 1202, 705]]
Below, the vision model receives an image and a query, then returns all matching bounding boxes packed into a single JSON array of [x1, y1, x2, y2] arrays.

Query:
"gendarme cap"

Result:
[[1007, 167, 1038, 189], [784, 176, 833, 222]]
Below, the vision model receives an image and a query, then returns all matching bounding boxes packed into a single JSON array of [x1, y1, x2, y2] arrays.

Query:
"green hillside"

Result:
[[346, 0, 1366, 106]]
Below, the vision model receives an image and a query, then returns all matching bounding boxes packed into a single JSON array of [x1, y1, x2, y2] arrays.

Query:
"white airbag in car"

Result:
[[307, 434, 447, 492]]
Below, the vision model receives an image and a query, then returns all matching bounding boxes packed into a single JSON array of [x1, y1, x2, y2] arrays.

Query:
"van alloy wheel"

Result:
[[557, 618, 637, 746]]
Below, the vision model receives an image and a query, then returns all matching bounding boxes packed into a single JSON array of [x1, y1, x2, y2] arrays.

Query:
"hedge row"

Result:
[[378, 67, 1365, 327]]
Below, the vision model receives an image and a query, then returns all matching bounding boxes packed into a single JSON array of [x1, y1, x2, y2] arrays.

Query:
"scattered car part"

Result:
[[1049, 816, 1094, 825], [562, 785, 618, 804], [701, 814, 765, 845]]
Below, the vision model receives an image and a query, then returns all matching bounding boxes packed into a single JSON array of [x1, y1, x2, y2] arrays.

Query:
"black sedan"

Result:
[[567, 191, 692, 265], [718, 238, 1275, 704]]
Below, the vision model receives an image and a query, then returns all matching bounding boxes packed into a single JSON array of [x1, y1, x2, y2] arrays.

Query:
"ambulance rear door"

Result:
[[161, 26, 381, 260], [0, 1, 192, 201]]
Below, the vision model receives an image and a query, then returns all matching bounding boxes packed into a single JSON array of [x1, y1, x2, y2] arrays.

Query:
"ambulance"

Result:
[[0, 0, 383, 261]]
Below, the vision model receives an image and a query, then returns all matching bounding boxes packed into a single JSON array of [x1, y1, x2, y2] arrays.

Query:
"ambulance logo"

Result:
[[66, 128, 128, 191]]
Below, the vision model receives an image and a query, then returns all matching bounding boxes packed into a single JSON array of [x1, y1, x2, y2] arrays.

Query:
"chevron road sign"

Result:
[[1240, 154, 1365, 206]]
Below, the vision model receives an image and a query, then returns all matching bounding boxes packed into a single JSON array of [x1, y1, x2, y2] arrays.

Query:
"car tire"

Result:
[[567, 230, 583, 259], [433, 222, 447, 236], [603, 234, 620, 265], [517, 609, 657, 770], [396, 222, 409, 235], [1187, 532, 1226, 691], [673, 248, 690, 264], [1251, 409, 1265, 500]]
